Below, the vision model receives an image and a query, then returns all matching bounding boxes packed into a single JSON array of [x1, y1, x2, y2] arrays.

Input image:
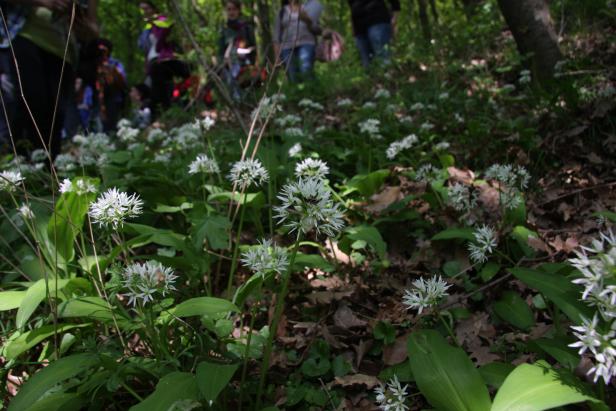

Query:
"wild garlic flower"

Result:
[[122, 261, 177, 307], [568, 231, 616, 384], [468, 225, 498, 263], [274, 177, 345, 237], [362, 101, 377, 110], [0, 170, 24, 192], [374, 88, 391, 99], [438, 92, 450, 100], [337, 98, 352, 107], [374, 375, 409, 411], [154, 152, 172, 163], [117, 126, 140, 142], [18, 203, 34, 220], [59, 178, 97, 195], [298, 98, 324, 111], [89, 188, 143, 229], [410, 102, 424, 111], [288, 143, 302, 157], [295, 158, 329, 180], [228, 158, 269, 189], [448, 183, 477, 213], [402, 275, 451, 314], [30, 149, 47, 163], [188, 154, 220, 175], [284, 127, 305, 138], [117, 118, 132, 129], [386, 134, 418, 160], [241, 239, 289, 277], [252, 95, 282, 121], [518, 70, 532, 85], [147, 128, 167, 143], [484, 164, 529, 210], [434, 141, 450, 151], [420, 122, 435, 131], [414, 164, 440, 183], [196, 116, 215, 131], [275, 114, 301, 128], [359, 119, 382, 139]]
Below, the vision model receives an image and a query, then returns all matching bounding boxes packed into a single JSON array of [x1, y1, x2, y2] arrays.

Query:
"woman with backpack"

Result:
[[218, 0, 257, 101], [273, 0, 323, 83], [138, 1, 189, 117], [347, 0, 400, 68]]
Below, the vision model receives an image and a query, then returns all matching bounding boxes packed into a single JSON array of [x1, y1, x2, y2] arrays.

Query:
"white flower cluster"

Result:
[[374, 88, 391, 99], [295, 158, 329, 180], [228, 158, 269, 188], [275, 114, 301, 128], [414, 164, 440, 182], [59, 178, 97, 195], [410, 102, 425, 111], [275, 177, 345, 238], [122, 261, 177, 306], [484, 164, 529, 210], [188, 154, 220, 175], [0, 170, 24, 192], [374, 375, 409, 411], [284, 127, 305, 138], [288, 143, 302, 157], [18, 203, 34, 220], [434, 141, 450, 151], [420, 122, 435, 132], [298, 98, 324, 111], [252, 95, 282, 121], [448, 183, 477, 213], [386, 134, 418, 160], [72, 132, 115, 167], [54, 153, 77, 173], [196, 116, 215, 131], [362, 101, 377, 110], [359, 118, 382, 140], [336, 98, 352, 107], [241, 239, 289, 277], [518, 69, 532, 85], [117, 126, 140, 143], [402, 275, 451, 314], [88, 188, 143, 229], [147, 128, 168, 144], [468, 225, 498, 263], [30, 149, 47, 163], [167, 122, 201, 150], [438, 92, 449, 100], [569, 231, 616, 384]]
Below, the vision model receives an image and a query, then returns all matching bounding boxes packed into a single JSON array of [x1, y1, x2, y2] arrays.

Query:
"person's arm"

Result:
[[389, 0, 400, 35]]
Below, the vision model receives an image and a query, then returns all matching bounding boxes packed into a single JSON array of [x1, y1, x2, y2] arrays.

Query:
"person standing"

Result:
[[0, 0, 99, 159], [273, 0, 323, 83], [95, 38, 126, 132], [138, 1, 189, 118], [347, 0, 399, 68]]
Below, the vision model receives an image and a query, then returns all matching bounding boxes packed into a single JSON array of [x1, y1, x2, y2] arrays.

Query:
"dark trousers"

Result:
[[149, 59, 189, 117], [9, 36, 72, 159]]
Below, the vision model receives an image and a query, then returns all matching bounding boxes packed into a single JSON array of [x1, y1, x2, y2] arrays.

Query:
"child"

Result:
[[129, 84, 152, 129]]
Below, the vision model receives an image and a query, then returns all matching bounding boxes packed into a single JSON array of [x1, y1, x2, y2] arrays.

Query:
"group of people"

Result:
[[0, 0, 400, 160]]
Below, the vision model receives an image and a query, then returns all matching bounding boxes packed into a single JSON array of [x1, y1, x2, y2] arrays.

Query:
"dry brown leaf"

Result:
[[365, 186, 403, 213], [447, 166, 475, 184], [549, 236, 579, 254], [306, 289, 354, 305], [334, 303, 368, 329], [527, 236, 551, 253], [382, 334, 409, 365], [478, 183, 500, 213], [468, 345, 500, 366], [331, 374, 380, 389]]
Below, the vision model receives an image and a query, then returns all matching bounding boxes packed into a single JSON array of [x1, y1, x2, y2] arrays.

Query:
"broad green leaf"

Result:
[[341, 169, 389, 197], [208, 191, 265, 208], [493, 291, 535, 331], [233, 272, 265, 307], [16, 279, 70, 328], [530, 338, 579, 370], [592, 210, 616, 223], [196, 361, 239, 403], [57, 296, 129, 327], [0, 291, 26, 311], [510, 226, 538, 258], [509, 268, 592, 324], [480, 262, 501, 282], [192, 214, 231, 250], [125, 223, 186, 250], [379, 361, 414, 383], [28, 392, 84, 411], [5, 323, 91, 360], [344, 225, 387, 259], [130, 372, 199, 411], [479, 362, 514, 389], [293, 253, 335, 272], [153, 202, 193, 213], [8, 353, 99, 411], [164, 297, 239, 319], [492, 361, 602, 411], [432, 227, 475, 242], [407, 330, 491, 411]]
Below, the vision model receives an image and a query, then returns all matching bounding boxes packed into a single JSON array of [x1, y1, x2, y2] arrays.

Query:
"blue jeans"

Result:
[[355, 22, 392, 68], [280, 44, 316, 83]]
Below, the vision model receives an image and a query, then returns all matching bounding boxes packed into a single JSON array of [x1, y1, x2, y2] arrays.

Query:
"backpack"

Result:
[[316, 30, 344, 62]]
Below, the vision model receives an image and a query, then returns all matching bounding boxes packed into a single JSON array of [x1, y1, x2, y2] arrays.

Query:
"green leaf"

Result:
[[432, 227, 475, 242], [58, 297, 129, 326], [196, 361, 239, 403], [592, 210, 616, 223], [341, 169, 389, 197], [16, 279, 70, 328], [5, 323, 91, 360], [130, 372, 199, 411], [509, 268, 592, 324], [373, 321, 396, 345], [208, 191, 265, 209], [407, 330, 491, 411], [478, 362, 514, 389], [153, 202, 193, 213], [493, 291, 535, 331], [492, 361, 602, 411], [192, 214, 231, 250], [8, 353, 99, 411], [479, 262, 501, 282], [332, 355, 352, 377], [0, 291, 26, 311], [530, 338, 579, 370], [379, 361, 414, 383], [164, 297, 239, 319], [344, 225, 387, 259], [510, 226, 538, 258], [27, 392, 84, 411], [293, 253, 335, 272]]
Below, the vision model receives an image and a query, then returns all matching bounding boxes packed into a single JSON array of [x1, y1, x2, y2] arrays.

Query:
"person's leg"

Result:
[[354, 32, 373, 69], [297, 44, 316, 82], [279, 48, 297, 83], [367, 23, 393, 66], [149, 61, 174, 116]]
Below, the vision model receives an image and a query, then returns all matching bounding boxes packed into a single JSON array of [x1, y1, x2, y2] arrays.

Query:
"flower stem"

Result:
[[438, 311, 459, 347], [239, 305, 257, 410], [256, 232, 302, 409], [227, 191, 248, 295]]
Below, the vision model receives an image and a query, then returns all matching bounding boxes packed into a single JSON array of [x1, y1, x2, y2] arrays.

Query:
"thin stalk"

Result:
[[239, 306, 257, 411], [256, 232, 302, 409], [438, 312, 459, 347], [227, 191, 249, 295]]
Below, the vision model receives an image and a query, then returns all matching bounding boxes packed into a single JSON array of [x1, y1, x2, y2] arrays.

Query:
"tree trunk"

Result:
[[428, 0, 439, 24], [497, 0, 562, 85], [254, 0, 274, 66], [417, 0, 431, 43]]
